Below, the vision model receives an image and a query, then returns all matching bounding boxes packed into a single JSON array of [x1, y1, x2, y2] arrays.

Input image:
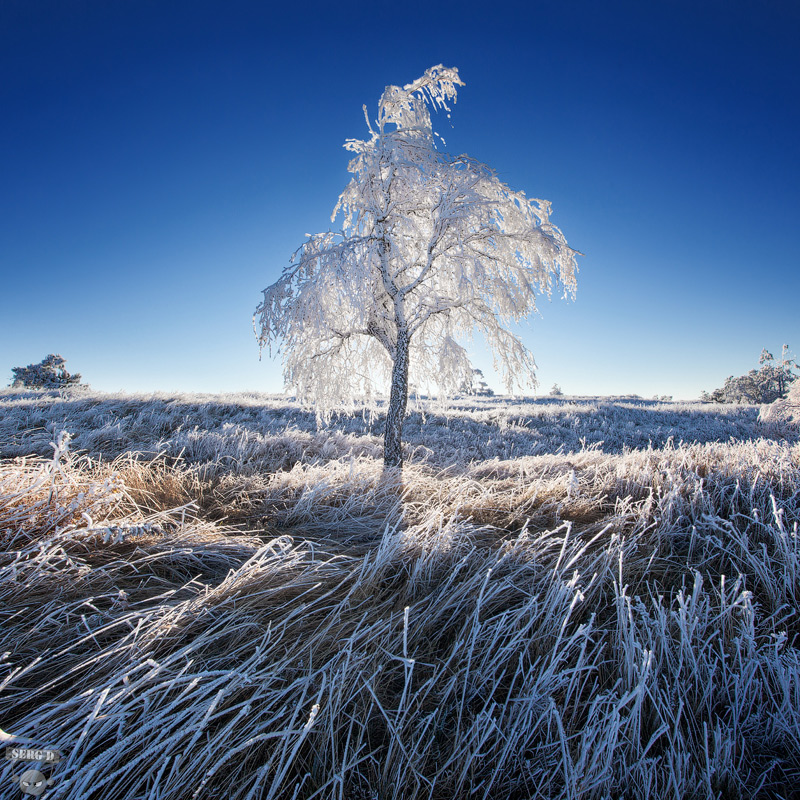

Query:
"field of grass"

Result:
[[1, 388, 798, 799]]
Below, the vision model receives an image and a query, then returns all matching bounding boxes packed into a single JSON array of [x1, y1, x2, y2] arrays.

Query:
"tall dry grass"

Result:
[[0, 393, 799, 798]]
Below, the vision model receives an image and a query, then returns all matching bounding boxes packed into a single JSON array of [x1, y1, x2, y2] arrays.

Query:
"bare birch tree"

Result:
[[255, 65, 580, 468]]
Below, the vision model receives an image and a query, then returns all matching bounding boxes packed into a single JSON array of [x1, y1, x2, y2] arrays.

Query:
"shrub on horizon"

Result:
[[701, 346, 797, 404], [9, 354, 84, 390]]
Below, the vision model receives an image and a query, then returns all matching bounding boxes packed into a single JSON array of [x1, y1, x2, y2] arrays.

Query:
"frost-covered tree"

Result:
[[701, 345, 797, 404], [255, 65, 579, 467], [759, 345, 797, 400], [10, 354, 83, 389], [459, 369, 494, 397]]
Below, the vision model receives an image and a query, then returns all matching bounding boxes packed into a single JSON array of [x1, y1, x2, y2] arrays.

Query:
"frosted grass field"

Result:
[[0, 388, 764, 468], [1, 388, 798, 799]]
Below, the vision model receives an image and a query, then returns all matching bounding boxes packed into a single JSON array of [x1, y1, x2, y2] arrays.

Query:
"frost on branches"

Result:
[[255, 65, 580, 468]]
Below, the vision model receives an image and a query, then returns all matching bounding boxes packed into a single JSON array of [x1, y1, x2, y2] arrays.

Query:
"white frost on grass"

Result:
[[0, 388, 766, 469], [0, 391, 797, 798]]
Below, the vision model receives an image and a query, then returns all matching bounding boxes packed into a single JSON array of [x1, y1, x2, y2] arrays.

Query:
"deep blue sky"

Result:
[[2, 0, 798, 399]]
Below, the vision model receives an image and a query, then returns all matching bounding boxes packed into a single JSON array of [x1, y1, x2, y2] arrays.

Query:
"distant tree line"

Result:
[[702, 346, 797, 404], [9, 354, 84, 389]]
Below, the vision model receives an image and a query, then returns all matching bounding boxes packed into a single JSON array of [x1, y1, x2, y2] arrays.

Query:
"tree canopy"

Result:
[[255, 65, 580, 466]]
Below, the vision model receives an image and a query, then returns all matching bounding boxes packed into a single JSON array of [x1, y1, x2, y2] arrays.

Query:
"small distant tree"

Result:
[[10, 354, 83, 389], [460, 369, 494, 397], [550, 383, 563, 396], [255, 65, 579, 468], [701, 346, 797, 404], [758, 345, 797, 400], [699, 387, 725, 403]]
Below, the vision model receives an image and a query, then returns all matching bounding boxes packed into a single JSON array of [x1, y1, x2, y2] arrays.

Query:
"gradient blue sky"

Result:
[[2, 0, 798, 400]]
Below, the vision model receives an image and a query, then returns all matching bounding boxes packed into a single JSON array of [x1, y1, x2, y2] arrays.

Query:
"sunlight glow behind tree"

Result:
[[255, 65, 580, 467]]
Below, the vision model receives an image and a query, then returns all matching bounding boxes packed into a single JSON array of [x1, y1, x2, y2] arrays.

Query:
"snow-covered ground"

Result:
[[0, 389, 797, 799], [0, 388, 764, 468]]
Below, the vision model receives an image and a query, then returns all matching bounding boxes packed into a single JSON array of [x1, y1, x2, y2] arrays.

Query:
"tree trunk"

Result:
[[384, 330, 410, 469]]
